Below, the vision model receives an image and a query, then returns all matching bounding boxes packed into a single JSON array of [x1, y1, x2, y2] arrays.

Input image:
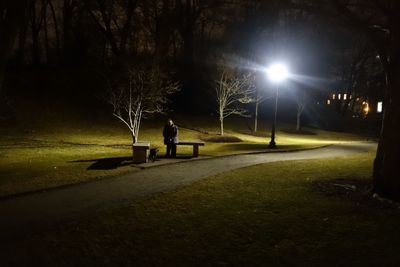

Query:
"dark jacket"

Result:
[[163, 124, 178, 144]]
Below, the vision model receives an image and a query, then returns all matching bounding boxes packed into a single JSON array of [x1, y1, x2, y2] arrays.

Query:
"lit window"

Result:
[[332, 94, 336, 100], [349, 95, 352, 99], [377, 102, 383, 113], [338, 94, 341, 100], [327, 99, 331, 105], [343, 94, 347, 100]]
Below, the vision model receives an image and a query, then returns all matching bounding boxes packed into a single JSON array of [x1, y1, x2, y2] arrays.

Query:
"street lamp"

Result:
[[266, 63, 289, 148]]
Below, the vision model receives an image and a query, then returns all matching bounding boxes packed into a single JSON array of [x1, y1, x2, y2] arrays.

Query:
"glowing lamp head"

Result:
[[267, 63, 289, 83]]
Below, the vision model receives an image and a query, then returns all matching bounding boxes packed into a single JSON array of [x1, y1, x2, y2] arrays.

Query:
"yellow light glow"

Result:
[[327, 99, 331, 105], [363, 102, 370, 115], [332, 94, 336, 100], [338, 94, 341, 100], [343, 94, 347, 100]]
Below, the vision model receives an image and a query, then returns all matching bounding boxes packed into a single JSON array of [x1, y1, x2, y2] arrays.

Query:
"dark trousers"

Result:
[[166, 144, 176, 157]]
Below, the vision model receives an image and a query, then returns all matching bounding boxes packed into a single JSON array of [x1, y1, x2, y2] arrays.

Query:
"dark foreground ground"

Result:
[[2, 142, 400, 267]]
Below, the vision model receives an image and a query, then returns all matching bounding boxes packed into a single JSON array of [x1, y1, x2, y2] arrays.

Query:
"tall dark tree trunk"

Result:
[[62, 0, 76, 64], [30, 0, 42, 66], [0, 0, 27, 102], [84, 0, 129, 61], [373, 63, 400, 200], [171, 0, 199, 112], [296, 111, 302, 131], [254, 100, 259, 132], [48, 0, 61, 62], [154, 0, 172, 69], [43, 0, 50, 64], [180, 27, 195, 95], [16, 14, 29, 65], [178, 0, 195, 69], [119, 0, 137, 55], [182, 28, 194, 69]]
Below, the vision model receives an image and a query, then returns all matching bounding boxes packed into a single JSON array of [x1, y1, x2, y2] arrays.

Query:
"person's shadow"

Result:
[[71, 157, 133, 170]]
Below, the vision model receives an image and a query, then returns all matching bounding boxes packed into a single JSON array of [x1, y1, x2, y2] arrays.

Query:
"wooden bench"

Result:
[[176, 141, 205, 157]]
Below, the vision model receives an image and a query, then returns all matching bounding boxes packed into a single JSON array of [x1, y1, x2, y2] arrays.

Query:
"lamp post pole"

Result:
[[269, 85, 279, 148], [266, 62, 288, 148]]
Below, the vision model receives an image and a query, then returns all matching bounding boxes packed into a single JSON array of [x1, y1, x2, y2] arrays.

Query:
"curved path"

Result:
[[0, 142, 375, 240]]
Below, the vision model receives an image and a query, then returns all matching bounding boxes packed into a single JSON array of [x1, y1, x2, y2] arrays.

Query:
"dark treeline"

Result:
[[2, 0, 374, 114], [2, 0, 336, 113], [1, 0, 281, 111]]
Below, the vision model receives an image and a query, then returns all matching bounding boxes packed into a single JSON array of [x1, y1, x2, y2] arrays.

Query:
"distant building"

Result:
[[325, 90, 383, 118]]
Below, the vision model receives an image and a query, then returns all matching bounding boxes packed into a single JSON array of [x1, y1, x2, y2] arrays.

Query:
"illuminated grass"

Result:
[[5, 150, 398, 266], [0, 145, 135, 196], [0, 116, 366, 197]]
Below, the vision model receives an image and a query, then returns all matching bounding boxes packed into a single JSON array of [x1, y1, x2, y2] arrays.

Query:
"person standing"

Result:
[[163, 119, 178, 158]]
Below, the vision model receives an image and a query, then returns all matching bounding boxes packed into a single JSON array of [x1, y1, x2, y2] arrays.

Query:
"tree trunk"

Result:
[[183, 29, 194, 68], [296, 100, 305, 132], [0, 0, 27, 102], [131, 131, 136, 160], [296, 112, 301, 131], [350, 97, 356, 113], [131, 131, 136, 145], [135, 111, 142, 143], [373, 65, 400, 201], [48, 0, 61, 62], [154, 1, 172, 70], [62, 0, 74, 64], [119, 0, 137, 55], [254, 100, 259, 132], [16, 14, 28, 65], [220, 117, 224, 136], [30, 0, 42, 66], [341, 98, 350, 116], [43, 0, 50, 64]]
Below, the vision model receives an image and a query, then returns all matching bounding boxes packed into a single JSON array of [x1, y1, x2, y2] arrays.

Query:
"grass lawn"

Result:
[[4, 148, 399, 266], [0, 107, 367, 197]]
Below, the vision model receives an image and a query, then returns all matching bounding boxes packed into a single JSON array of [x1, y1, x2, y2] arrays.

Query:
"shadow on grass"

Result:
[[312, 178, 400, 210], [237, 130, 270, 138], [71, 157, 133, 170], [220, 143, 304, 151], [199, 135, 242, 143], [281, 129, 317, 135], [71, 155, 195, 170]]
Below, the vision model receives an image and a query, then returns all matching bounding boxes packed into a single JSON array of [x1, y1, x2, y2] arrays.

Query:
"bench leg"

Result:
[[193, 145, 199, 157]]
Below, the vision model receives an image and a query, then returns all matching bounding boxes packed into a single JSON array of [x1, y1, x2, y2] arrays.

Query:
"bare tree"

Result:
[[215, 70, 255, 136], [253, 86, 271, 132], [109, 68, 180, 145], [295, 91, 306, 131]]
